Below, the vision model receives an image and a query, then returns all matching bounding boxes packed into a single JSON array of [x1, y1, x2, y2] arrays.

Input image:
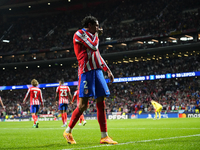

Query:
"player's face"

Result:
[[89, 20, 99, 34]]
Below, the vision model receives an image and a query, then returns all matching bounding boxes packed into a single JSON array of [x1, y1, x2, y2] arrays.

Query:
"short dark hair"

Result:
[[60, 79, 64, 84], [82, 15, 97, 28]]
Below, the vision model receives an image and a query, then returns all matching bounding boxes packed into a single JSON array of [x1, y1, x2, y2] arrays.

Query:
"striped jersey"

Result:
[[72, 90, 79, 107], [73, 28, 109, 76], [72, 90, 89, 107], [23, 87, 43, 105], [56, 85, 70, 104]]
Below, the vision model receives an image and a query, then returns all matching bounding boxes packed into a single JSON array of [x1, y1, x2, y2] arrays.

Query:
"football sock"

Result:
[[159, 112, 161, 119], [80, 114, 84, 123], [61, 113, 65, 124], [82, 115, 85, 122], [36, 115, 38, 122], [101, 132, 108, 138], [96, 101, 107, 133], [32, 114, 36, 124], [64, 112, 67, 124], [68, 107, 82, 129], [155, 112, 157, 119]]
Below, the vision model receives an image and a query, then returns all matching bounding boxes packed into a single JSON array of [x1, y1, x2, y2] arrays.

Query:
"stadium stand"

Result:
[[0, 0, 200, 116]]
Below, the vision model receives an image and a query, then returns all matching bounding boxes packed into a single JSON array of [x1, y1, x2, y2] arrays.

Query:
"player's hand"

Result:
[[98, 27, 103, 36], [107, 70, 114, 82], [3, 106, 6, 111]]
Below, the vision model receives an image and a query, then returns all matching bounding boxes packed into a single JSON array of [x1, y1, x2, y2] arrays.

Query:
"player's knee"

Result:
[[78, 104, 87, 112]]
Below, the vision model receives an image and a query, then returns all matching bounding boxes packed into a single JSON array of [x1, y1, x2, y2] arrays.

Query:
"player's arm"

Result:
[[23, 89, 30, 104], [71, 91, 77, 104], [68, 90, 73, 104], [39, 90, 44, 107], [0, 97, 5, 110], [99, 53, 114, 82], [55, 87, 59, 102], [74, 30, 99, 51]]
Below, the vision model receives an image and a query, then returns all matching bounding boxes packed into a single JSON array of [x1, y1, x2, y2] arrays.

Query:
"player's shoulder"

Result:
[[31, 86, 40, 91], [74, 29, 85, 37]]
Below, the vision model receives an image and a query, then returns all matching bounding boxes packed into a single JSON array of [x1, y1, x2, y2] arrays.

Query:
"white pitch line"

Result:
[[1, 128, 200, 130], [62, 134, 200, 150]]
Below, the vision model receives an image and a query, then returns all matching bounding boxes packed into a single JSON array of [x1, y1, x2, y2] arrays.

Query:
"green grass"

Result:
[[0, 118, 200, 150]]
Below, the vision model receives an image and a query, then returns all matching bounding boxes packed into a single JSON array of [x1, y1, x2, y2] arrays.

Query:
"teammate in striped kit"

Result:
[[71, 87, 87, 126], [23, 79, 44, 128], [55, 79, 72, 127], [63, 16, 117, 145]]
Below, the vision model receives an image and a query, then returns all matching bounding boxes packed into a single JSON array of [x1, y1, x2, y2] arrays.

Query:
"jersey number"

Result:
[[83, 81, 88, 88], [34, 91, 38, 98], [60, 89, 68, 96]]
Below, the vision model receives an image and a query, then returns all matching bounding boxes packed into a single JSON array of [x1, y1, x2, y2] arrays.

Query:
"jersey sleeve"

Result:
[[56, 86, 59, 93], [97, 51, 109, 72], [23, 88, 30, 103], [74, 30, 99, 51], [72, 91, 77, 103]]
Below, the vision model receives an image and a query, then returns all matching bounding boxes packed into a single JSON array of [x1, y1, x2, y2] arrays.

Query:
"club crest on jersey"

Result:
[[84, 89, 88, 94]]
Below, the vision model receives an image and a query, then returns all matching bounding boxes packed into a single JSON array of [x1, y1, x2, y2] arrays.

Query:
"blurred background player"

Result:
[[17, 103, 22, 121], [0, 96, 6, 110], [151, 100, 163, 120], [0, 96, 6, 119], [23, 79, 44, 128], [71, 86, 87, 126], [63, 15, 117, 145], [55, 79, 72, 127]]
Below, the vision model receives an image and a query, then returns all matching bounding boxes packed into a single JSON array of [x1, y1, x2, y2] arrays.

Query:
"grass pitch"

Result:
[[0, 118, 200, 150]]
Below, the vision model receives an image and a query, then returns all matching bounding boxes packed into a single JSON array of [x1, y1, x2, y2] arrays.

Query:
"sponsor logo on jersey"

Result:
[[84, 89, 88, 94]]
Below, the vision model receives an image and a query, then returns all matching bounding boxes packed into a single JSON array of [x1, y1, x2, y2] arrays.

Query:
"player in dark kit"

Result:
[[63, 16, 117, 145]]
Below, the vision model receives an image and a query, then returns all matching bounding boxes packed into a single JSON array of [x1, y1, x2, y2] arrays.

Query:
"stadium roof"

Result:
[[0, 0, 106, 9]]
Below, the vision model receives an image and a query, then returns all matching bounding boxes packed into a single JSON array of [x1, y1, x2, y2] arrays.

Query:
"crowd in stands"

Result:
[[0, 0, 200, 57], [1, 0, 200, 117], [1, 53, 200, 86], [0, 54, 200, 116]]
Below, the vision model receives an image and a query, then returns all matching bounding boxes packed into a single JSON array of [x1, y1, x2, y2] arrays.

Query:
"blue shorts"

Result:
[[30, 105, 40, 113], [78, 69, 110, 99], [59, 104, 68, 111]]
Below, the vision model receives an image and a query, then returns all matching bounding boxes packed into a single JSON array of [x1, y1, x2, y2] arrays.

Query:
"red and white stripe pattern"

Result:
[[56, 85, 70, 104], [73, 29, 109, 76], [23, 87, 43, 105], [72, 90, 79, 107]]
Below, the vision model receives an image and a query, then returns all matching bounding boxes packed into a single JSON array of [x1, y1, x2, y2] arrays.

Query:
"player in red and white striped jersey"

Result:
[[71, 88, 88, 126], [73, 22, 109, 77], [23, 79, 44, 128], [63, 15, 117, 145], [55, 79, 72, 127]]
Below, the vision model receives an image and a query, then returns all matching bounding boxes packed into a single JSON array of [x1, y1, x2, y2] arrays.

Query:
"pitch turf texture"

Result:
[[0, 118, 200, 150]]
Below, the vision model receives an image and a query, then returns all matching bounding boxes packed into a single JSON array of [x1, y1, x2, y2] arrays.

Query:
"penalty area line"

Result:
[[61, 134, 200, 150]]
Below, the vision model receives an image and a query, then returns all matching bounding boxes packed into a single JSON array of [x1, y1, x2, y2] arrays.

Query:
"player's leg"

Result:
[[18, 112, 21, 121], [35, 105, 40, 128], [79, 115, 83, 125], [155, 111, 157, 120], [82, 115, 87, 126], [95, 69, 117, 144], [30, 105, 37, 127], [63, 104, 68, 127], [63, 97, 88, 144], [63, 70, 94, 144], [158, 108, 162, 119]]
